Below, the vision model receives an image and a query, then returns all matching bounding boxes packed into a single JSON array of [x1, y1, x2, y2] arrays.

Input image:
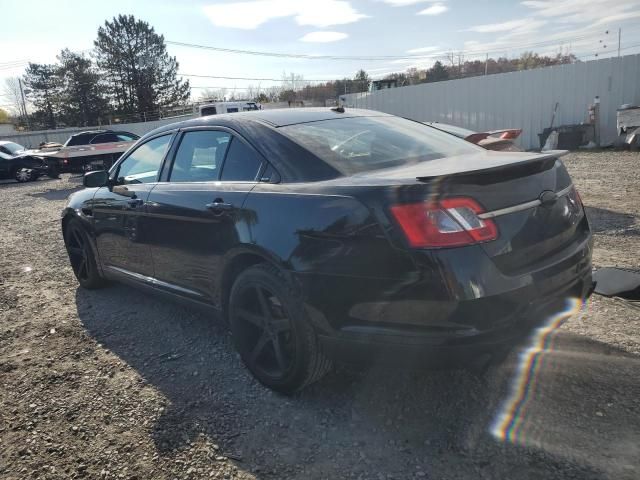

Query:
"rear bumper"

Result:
[[299, 233, 593, 367], [318, 274, 593, 367]]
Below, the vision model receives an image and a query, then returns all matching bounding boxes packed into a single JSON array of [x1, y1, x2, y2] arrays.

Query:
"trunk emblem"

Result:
[[539, 190, 558, 207]]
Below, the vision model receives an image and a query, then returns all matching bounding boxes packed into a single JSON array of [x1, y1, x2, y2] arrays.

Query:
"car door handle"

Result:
[[127, 198, 144, 208], [206, 199, 234, 212]]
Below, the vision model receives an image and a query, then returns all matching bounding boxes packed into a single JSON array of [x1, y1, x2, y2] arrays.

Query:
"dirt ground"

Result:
[[0, 151, 638, 480]]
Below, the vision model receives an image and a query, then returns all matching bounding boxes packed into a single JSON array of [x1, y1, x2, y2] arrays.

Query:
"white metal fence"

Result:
[[343, 53, 640, 150], [0, 115, 197, 149]]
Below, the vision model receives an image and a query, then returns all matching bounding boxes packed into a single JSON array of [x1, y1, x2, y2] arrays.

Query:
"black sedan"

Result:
[[0, 141, 54, 182], [61, 108, 593, 393]]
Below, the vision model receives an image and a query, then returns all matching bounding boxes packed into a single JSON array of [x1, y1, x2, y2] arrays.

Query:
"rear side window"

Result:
[[91, 133, 119, 144], [66, 134, 95, 146], [280, 116, 482, 175], [220, 137, 263, 182], [201, 106, 217, 116], [170, 130, 231, 182]]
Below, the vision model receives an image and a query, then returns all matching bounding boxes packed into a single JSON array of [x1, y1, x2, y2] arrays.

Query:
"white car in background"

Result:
[[198, 101, 259, 116]]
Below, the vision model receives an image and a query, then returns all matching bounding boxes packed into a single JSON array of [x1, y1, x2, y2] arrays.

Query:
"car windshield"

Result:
[[279, 116, 481, 175], [2, 142, 25, 155]]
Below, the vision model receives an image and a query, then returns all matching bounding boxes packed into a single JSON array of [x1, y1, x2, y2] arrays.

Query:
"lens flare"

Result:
[[490, 297, 586, 444]]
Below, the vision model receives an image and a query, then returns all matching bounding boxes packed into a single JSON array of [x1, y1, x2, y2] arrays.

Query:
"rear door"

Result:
[[92, 133, 174, 278], [144, 128, 265, 303]]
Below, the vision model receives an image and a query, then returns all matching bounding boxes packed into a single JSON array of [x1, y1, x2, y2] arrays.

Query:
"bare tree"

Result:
[[3, 77, 26, 117]]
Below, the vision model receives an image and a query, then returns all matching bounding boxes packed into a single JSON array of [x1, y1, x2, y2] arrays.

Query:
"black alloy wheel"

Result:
[[64, 220, 105, 289], [229, 264, 331, 393]]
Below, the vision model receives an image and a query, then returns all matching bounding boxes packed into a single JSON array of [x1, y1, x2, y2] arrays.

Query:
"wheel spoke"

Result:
[[250, 331, 270, 363], [272, 335, 287, 372], [271, 318, 291, 333], [236, 307, 264, 327], [68, 246, 83, 257], [255, 286, 272, 319]]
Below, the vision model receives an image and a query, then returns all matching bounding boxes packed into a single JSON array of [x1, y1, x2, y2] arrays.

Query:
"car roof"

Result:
[[70, 129, 133, 137], [0, 140, 22, 145], [149, 108, 391, 137]]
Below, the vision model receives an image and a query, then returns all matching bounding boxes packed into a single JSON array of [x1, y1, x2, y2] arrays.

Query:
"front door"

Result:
[[92, 133, 173, 278], [144, 129, 265, 303]]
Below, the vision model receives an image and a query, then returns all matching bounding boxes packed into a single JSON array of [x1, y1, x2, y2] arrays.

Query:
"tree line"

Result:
[[13, 15, 189, 130]]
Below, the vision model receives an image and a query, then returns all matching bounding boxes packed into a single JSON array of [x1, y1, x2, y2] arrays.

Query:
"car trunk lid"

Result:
[[354, 150, 587, 275]]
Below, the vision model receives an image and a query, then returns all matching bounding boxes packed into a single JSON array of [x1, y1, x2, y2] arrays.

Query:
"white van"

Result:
[[198, 101, 259, 116]]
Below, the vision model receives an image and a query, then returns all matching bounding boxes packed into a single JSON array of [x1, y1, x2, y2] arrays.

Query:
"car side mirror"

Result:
[[83, 170, 109, 188]]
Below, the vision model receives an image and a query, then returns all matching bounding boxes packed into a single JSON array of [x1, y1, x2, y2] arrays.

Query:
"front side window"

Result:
[[280, 116, 482, 175], [169, 130, 231, 182], [220, 137, 263, 182], [116, 135, 171, 184]]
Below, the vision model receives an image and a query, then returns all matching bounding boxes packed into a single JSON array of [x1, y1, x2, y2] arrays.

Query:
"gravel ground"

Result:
[[0, 151, 639, 480]]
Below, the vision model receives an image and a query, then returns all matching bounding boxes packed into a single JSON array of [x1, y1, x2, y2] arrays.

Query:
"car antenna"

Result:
[[331, 105, 345, 113]]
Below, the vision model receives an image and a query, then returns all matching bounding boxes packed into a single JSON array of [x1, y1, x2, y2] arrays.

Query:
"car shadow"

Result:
[[30, 185, 83, 200], [75, 286, 637, 479], [0, 176, 60, 188], [585, 206, 639, 236]]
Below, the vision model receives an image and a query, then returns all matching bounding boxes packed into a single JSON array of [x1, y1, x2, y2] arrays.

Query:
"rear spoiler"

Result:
[[416, 150, 568, 181]]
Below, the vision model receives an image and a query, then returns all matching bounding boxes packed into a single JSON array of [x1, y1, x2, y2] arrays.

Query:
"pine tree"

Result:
[[23, 63, 61, 128], [94, 15, 190, 116], [426, 61, 449, 83], [57, 49, 108, 126]]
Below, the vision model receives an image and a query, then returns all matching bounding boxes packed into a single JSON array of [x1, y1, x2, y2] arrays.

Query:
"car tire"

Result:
[[63, 219, 106, 289], [229, 263, 331, 393], [15, 168, 31, 182]]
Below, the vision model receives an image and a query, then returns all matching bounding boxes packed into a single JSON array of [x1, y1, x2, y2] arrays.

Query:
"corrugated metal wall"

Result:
[[343, 54, 640, 150]]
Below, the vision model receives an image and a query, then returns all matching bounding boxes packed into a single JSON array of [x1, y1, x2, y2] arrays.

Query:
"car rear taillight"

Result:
[[500, 129, 522, 140], [390, 197, 498, 248]]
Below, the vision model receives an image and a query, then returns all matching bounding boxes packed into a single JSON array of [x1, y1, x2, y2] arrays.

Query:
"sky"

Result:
[[2, 0, 640, 106]]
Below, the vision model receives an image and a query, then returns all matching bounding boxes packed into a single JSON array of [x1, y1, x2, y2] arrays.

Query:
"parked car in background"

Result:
[[36, 130, 140, 173], [198, 101, 259, 116], [62, 108, 593, 393], [0, 141, 56, 182], [424, 122, 523, 151]]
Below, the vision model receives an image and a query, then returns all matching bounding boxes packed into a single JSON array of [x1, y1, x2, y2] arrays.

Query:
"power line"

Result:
[[181, 73, 345, 82], [166, 31, 629, 61]]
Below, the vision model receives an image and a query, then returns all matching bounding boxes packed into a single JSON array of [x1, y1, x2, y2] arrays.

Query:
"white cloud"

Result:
[[381, 0, 440, 6], [202, 0, 368, 30], [467, 19, 531, 33], [418, 3, 448, 15], [521, 0, 640, 24], [406, 45, 441, 54], [299, 31, 348, 42]]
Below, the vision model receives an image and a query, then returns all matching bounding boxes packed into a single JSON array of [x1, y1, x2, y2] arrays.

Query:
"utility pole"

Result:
[[484, 53, 489, 75], [18, 78, 30, 130], [618, 28, 621, 57]]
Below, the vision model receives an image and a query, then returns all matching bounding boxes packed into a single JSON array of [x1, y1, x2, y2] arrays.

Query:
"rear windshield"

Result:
[[279, 116, 481, 175]]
